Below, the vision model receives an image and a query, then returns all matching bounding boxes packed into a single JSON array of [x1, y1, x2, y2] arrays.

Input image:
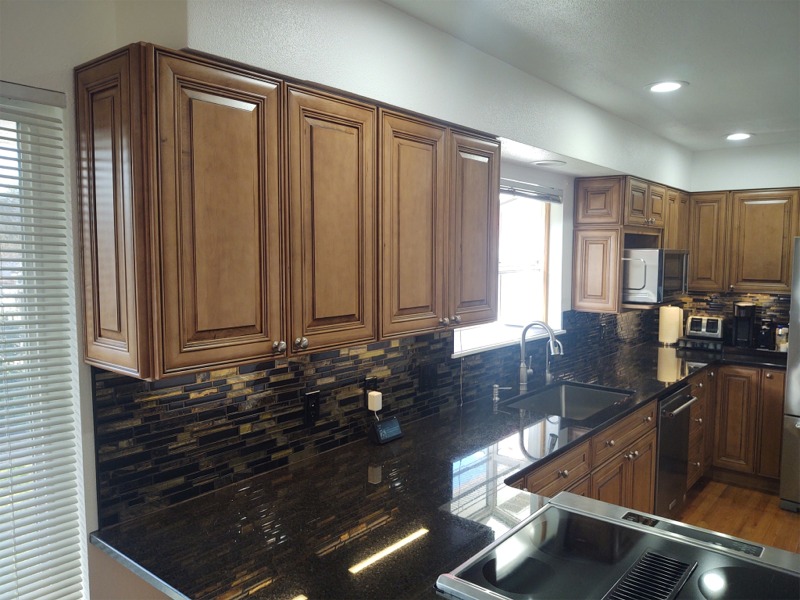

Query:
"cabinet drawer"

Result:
[[592, 402, 656, 466], [688, 437, 704, 489], [689, 395, 705, 436], [524, 440, 591, 496]]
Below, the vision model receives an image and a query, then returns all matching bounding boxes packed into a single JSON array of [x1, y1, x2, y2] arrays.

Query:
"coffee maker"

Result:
[[733, 302, 756, 347]]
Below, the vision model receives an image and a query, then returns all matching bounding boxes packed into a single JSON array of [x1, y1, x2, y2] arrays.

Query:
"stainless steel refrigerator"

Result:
[[780, 237, 800, 512]]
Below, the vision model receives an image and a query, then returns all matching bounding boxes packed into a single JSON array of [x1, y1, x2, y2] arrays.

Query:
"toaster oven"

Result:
[[685, 315, 724, 339]]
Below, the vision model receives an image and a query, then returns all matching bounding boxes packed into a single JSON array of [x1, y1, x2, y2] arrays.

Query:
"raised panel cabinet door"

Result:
[[647, 183, 667, 227], [714, 366, 759, 473], [156, 52, 283, 375], [624, 177, 649, 226], [627, 429, 657, 512], [688, 192, 728, 291], [287, 86, 376, 352], [677, 192, 691, 250], [591, 453, 626, 507], [448, 131, 499, 326], [663, 189, 680, 249], [572, 228, 621, 313], [574, 176, 623, 225], [380, 112, 447, 337], [76, 46, 150, 378], [757, 369, 785, 478], [728, 189, 799, 293]]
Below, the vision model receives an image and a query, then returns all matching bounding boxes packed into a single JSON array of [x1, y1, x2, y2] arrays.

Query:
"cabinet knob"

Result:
[[691, 461, 702, 468], [709, 371, 715, 377], [272, 340, 287, 353], [729, 285, 734, 291], [452, 315, 462, 324], [766, 372, 773, 379], [694, 417, 703, 424], [626, 450, 639, 460], [558, 469, 570, 479], [606, 439, 615, 447], [294, 337, 309, 350], [644, 415, 652, 423], [439, 317, 450, 326], [698, 382, 704, 388]]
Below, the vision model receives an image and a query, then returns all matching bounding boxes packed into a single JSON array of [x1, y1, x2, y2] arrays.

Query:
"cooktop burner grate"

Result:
[[602, 550, 696, 600]]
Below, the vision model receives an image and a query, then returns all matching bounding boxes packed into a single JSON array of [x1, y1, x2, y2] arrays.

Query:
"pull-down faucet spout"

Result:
[[519, 321, 564, 392]]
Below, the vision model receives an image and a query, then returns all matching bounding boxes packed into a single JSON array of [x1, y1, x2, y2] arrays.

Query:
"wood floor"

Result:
[[676, 479, 800, 554]]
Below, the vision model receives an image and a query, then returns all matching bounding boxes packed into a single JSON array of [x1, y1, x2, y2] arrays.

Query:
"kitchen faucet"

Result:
[[519, 321, 564, 392]]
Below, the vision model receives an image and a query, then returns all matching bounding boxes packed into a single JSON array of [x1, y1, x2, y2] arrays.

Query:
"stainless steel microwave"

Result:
[[622, 248, 688, 304]]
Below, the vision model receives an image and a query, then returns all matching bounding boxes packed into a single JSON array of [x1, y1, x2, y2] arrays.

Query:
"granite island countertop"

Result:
[[90, 343, 787, 599]]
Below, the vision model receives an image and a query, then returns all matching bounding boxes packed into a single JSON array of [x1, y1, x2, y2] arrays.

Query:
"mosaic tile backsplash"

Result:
[[93, 308, 658, 526]]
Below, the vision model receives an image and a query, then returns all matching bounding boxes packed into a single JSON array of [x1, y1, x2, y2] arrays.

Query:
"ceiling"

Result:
[[381, 0, 800, 162]]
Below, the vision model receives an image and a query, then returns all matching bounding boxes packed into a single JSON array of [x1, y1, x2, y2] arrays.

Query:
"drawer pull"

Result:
[[765, 372, 773, 379], [643, 415, 652, 423], [694, 417, 703, 424], [558, 469, 570, 479], [698, 382, 704, 388], [691, 461, 702, 468], [606, 439, 616, 447]]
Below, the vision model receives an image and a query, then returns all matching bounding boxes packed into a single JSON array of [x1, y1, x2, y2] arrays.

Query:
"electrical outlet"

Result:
[[304, 391, 320, 427]]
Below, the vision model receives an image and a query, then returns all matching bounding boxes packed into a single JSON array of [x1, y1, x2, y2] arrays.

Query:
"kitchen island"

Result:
[[90, 344, 787, 599]]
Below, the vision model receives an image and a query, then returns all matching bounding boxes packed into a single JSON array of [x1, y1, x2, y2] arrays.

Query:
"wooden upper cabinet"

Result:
[[575, 177, 623, 225], [688, 192, 728, 291], [156, 52, 283, 374], [287, 86, 377, 353], [572, 228, 621, 313], [664, 189, 690, 250], [624, 178, 664, 228], [77, 47, 148, 377], [448, 131, 500, 326], [77, 44, 284, 379], [727, 189, 799, 293], [379, 112, 447, 337]]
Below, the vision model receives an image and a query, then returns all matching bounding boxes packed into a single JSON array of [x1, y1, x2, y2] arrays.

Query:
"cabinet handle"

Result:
[[294, 337, 309, 350], [558, 469, 569, 478], [729, 285, 734, 291], [452, 315, 462, 324], [643, 415, 653, 423], [766, 372, 773, 379], [698, 382, 704, 388], [272, 340, 287, 353], [606, 439, 615, 447], [694, 417, 703, 424], [439, 317, 450, 326], [709, 371, 715, 377], [691, 461, 702, 468], [626, 450, 639, 460]]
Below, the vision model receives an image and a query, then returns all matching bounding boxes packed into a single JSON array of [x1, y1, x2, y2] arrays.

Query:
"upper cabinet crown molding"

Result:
[[76, 43, 500, 379]]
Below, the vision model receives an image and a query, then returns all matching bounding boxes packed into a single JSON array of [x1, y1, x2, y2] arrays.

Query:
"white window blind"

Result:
[[0, 84, 85, 599]]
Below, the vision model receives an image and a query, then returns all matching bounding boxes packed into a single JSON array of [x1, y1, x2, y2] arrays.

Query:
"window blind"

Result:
[[0, 84, 85, 600]]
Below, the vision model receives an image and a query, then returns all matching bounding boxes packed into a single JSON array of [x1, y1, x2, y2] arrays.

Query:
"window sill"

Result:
[[452, 323, 566, 359]]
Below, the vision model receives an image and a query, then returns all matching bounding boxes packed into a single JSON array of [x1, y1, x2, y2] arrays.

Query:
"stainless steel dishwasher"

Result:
[[655, 385, 695, 519]]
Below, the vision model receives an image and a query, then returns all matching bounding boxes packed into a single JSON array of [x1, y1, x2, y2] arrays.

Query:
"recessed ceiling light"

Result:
[[726, 132, 752, 141], [647, 81, 687, 93], [532, 160, 566, 167]]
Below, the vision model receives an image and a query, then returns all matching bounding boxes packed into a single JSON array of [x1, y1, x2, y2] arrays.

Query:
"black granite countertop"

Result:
[[90, 343, 786, 599]]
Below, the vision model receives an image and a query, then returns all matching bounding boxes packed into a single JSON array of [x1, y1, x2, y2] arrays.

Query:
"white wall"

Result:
[[691, 142, 800, 191], [186, 0, 695, 189]]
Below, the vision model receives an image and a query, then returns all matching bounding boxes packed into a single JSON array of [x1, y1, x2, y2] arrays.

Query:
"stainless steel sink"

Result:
[[506, 381, 632, 422]]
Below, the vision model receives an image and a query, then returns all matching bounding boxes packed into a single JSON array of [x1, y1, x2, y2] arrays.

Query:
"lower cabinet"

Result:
[[714, 364, 785, 483], [513, 402, 657, 513], [591, 429, 657, 513]]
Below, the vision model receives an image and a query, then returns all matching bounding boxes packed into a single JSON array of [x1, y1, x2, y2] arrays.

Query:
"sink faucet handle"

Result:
[[526, 356, 534, 376]]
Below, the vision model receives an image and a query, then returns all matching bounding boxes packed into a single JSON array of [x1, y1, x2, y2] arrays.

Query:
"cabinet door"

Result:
[[380, 112, 447, 337], [688, 192, 728, 291], [448, 131, 499, 326], [624, 177, 649, 226], [572, 228, 621, 313], [591, 454, 626, 506], [664, 189, 680, 249], [728, 190, 799, 293], [157, 52, 283, 375], [758, 369, 785, 478], [677, 192, 690, 250], [647, 183, 666, 228], [714, 366, 759, 473], [628, 429, 657, 512], [287, 86, 376, 352], [76, 46, 150, 377], [574, 177, 622, 225]]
